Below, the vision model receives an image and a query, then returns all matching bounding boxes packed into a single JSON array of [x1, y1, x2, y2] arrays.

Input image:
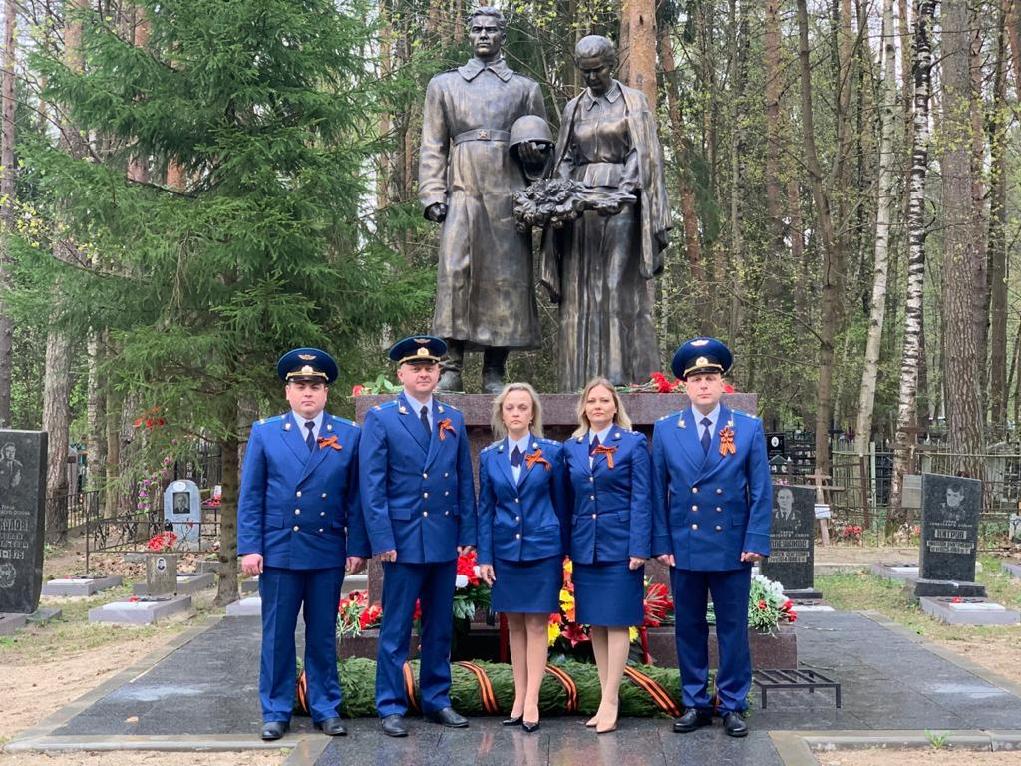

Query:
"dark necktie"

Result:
[[511, 446, 523, 468], [589, 435, 600, 455], [305, 420, 315, 451], [700, 417, 712, 454], [420, 405, 431, 440]]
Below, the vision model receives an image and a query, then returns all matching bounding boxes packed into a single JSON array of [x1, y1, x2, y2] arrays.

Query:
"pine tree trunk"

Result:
[[86, 331, 107, 491], [854, 0, 898, 455], [987, 0, 1009, 436], [215, 425, 239, 606], [727, 1, 748, 347], [763, 0, 784, 251], [0, 0, 16, 426], [797, 0, 842, 484], [619, 0, 658, 106], [43, 328, 72, 542], [889, 0, 935, 519], [939, 0, 984, 476]]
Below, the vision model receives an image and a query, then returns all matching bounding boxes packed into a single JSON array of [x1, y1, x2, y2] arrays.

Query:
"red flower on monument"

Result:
[[561, 621, 590, 647], [351, 384, 365, 397], [456, 550, 480, 586]]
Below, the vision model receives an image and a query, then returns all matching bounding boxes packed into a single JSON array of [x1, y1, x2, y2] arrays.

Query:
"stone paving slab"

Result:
[[41, 576, 123, 597], [0, 611, 27, 635], [226, 596, 262, 616], [6, 608, 1019, 765], [26, 606, 62, 624]]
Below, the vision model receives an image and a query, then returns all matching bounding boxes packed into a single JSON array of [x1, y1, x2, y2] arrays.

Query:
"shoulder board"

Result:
[[481, 441, 502, 454], [436, 400, 460, 412], [255, 414, 285, 426], [657, 411, 681, 422], [732, 410, 759, 421], [328, 415, 358, 429], [373, 400, 399, 412], [536, 437, 559, 447]]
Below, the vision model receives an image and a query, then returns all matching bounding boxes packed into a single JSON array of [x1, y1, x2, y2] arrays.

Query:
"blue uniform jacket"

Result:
[[359, 394, 477, 562], [477, 436, 569, 566], [650, 405, 771, 570], [564, 428, 652, 563], [237, 411, 369, 569]]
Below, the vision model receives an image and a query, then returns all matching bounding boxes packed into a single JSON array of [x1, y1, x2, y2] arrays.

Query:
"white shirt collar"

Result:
[[507, 432, 532, 455], [292, 410, 324, 437], [590, 424, 613, 444], [690, 404, 721, 431], [403, 391, 434, 414]]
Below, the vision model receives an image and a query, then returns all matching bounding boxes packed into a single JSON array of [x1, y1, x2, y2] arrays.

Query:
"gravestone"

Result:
[[0, 430, 48, 615], [1009, 512, 1021, 544], [915, 473, 985, 598], [163, 479, 201, 545], [761, 484, 821, 599], [145, 553, 178, 597]]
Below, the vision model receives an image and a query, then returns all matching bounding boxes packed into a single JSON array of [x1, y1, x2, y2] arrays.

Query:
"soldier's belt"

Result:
[[452, 128, 511, 145]]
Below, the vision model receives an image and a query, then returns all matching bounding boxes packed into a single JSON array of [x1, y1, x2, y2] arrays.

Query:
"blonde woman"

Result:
[[564, 378, 651, 733], [477, 383, 568, 732]]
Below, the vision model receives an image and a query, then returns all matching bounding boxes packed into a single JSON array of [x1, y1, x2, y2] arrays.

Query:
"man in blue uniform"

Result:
[[238, 348, 369, 740], [359, 336, 477, 737], [651, 337, 772, 738]]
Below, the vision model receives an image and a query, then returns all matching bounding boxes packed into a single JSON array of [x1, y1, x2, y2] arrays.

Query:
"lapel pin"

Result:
[[326, 423, 333, 432], [438, 405, 445, 414], [498, 444, 504, 452], [678, 413, 686, 428], [284, 422, 291, 431], [399, 406, 408, 414], [577, 436, 583, 443], [531, 442, 538, 450], [613, 431, 620, 440]]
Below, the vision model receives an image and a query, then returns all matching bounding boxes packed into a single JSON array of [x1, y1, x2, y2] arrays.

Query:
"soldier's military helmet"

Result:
[[671, 337, 733, 380], [388, 335, 447, 366], [277, 347, 339, 384], [509, 115, 554, 160]]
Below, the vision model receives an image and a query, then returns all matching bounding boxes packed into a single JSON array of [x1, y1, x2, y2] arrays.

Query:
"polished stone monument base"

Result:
[[0, 612, 27, 635], [41, 575, 123, 597], [784, 587, 824, 601], [919, 597, 1019, 625], [643, 624, 798, 669], [88, 594, 192, 625], [911, 578, 987, 599], [225, 596, 262, 616]]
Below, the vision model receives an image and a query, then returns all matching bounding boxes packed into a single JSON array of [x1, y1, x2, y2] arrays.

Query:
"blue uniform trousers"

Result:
[[670, 567, 752, 714], [376, 560, 457, 717], [259, 566, 344, 723]]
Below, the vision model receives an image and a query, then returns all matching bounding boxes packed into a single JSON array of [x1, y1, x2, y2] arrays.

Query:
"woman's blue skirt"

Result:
[[573, 561, 645, 626], [493, 555, 563, 614]]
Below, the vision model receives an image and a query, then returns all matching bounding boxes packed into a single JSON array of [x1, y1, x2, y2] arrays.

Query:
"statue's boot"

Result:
[[482, 347, 510, 394], [438, 339, 464, 392]]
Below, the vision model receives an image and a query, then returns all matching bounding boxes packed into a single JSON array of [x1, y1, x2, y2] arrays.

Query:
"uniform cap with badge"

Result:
[[276, 347, 339, 385], [671, 337, 733, 380], [388, 335, 448, 366]]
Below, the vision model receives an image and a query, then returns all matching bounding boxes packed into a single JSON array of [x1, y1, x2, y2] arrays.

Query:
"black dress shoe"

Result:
[[314, 716, 347, 736], [426, 706, 469, 728], [673, 708, 713, 733], [723, 712, 748, 738], [381, 714, 408, 737], [521, 720, 540, 733], [260, 721, 289, 740], [502, 715, 523, 726]]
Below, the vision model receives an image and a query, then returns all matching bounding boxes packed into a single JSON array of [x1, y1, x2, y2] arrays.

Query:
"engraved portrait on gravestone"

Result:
[[941, 484, 965, 524], [0, 443, 23, 492], [775, 486, 796, 526]]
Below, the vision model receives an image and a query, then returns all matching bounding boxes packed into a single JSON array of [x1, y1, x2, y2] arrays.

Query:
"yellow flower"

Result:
[[547, 622, 561, 646], [559, 588, 573, 605], [563, 560, 573, 574], [628, 626, 638, 643]]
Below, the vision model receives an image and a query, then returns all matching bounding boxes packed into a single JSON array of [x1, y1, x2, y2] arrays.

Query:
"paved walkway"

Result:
[[6, 610, 1021, 765]]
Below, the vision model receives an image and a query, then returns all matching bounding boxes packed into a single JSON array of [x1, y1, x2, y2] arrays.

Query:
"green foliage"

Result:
[[13, 0, 431, 451]]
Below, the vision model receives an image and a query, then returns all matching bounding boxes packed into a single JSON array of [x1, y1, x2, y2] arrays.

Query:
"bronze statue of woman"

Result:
[[541, 35, 671, 391]]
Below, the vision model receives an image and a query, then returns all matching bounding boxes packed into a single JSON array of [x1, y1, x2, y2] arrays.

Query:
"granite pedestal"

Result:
[[910, 578, 987, 599], [26, 606, 62, 624], [88, 595, 192, 625], [132, 572, 214, 596], [919, 597, 1020, 625], [41, 576, 123, 597], [642, 624, 798, 669], [225, 596, 262, 616]]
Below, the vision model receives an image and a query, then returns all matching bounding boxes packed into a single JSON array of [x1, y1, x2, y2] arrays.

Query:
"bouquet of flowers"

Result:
[[512, 179, 636, 232], [337, 590, 382, 637], [146, 531, 178, 552], [744, 574, 797, 632], [452, 550, 491, 622]]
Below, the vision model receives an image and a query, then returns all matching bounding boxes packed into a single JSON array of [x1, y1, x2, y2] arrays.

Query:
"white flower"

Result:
[[455, 574, 468, 588]]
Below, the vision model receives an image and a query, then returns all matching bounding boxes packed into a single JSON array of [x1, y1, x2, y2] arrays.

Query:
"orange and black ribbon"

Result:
[[719, 426, 736, 456], [525, 449, 551, 471], [318, 435, 342, 451], [592, 444, 617, 469], [544, 664, 578, 713], [623, 666, 681, 717], [402, 662, 420, 713], [456, 661, 500, 714], [296, 670, 309, 714], [438, 418, 456, 441]]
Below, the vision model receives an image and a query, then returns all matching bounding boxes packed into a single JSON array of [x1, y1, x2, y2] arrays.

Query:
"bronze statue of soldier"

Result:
[[419, 7, 547, 393]]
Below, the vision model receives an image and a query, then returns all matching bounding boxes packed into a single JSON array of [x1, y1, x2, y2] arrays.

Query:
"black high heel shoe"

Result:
[[521, 720, 541, 733], [502, 715, 523, 726]]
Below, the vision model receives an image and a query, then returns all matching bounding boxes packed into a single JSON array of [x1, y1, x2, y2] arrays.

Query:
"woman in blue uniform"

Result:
[[478, 383, 568, 733], [565, 378, 651, 733]]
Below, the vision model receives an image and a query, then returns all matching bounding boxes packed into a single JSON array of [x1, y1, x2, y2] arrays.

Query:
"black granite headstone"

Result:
[[0, 430, 48, 614], [918, 473, 982, 586], [761, 484, 819, 597]]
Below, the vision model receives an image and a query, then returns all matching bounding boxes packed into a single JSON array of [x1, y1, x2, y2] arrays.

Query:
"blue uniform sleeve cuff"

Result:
[[651, 535, 672, 556], [742, 531, 771, 556]]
